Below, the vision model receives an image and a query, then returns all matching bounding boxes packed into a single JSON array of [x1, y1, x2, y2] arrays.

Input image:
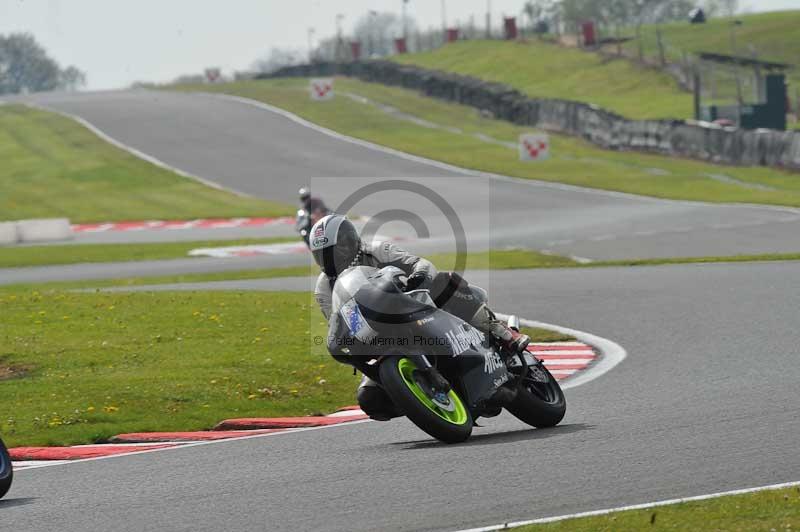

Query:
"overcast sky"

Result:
[[1, 0, 798, 90]]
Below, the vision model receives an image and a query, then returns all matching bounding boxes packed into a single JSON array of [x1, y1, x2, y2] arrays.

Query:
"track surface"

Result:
[[3, 89, 800, 285], [5, 263, 800, 531], [2, 90, 800, 530]]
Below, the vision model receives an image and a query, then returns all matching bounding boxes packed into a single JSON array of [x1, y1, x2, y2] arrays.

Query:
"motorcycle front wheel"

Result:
[[379, 356, 472, 444], [506, 362, 566, 428], [0, 438, 13, 499]]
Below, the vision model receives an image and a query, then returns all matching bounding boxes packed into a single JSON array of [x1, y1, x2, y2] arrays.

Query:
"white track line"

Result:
[[454, 480, 800, 532], [497, 314, 626, 391], [23, 102, 255, 199]]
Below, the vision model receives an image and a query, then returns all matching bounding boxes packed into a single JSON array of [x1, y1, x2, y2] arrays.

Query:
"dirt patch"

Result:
[[0, 362, 31, 380]]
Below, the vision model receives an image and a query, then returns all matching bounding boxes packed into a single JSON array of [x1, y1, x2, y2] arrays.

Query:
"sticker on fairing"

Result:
[[339, 299, 377, 342]]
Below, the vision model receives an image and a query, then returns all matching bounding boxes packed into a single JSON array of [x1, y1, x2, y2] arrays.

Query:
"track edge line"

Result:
[[452, 479, 800, 532]]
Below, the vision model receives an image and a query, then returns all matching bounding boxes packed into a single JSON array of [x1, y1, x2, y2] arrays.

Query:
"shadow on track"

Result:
[[0, 497, 38, 509], [392, 423, 594, 450]]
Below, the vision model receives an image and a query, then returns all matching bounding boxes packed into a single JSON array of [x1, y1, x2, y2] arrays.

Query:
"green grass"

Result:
[[174, 78, 800, 207], [0, 104, 291, 223], [520, 326, 574, 343], [428, 249, 580, 271], [0, 290, 337, 447], [515, 485, 800, 531], [394, 39, 692, 120], [0, 288, 573, 447], [0, 237, 296, 268]]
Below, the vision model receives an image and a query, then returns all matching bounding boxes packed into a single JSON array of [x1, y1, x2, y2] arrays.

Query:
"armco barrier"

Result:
[[15, 218, 73, 243], [259, 61, 800, 172], [0, 222, 18, 245]]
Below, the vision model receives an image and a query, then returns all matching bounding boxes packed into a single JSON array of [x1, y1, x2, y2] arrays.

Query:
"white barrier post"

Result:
[[16, 218, 74, 243], [519, 133, 551, 161], [0, 222, 18, 245], [309, 78, 335, 101]]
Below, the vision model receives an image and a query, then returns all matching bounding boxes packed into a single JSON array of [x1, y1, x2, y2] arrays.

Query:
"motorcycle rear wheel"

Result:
[[506, 363, 566, 428], [0, 438, 13, 499], [379, 356, 473, 444]]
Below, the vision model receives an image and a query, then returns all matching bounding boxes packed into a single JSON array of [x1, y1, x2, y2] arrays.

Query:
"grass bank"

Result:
[[173, 78, 800, 207], [0, 104, 290, 223], [395, 39, 691, 120], [0, 237, 294, 269]]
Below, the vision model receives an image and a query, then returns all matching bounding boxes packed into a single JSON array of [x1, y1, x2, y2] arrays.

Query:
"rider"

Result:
[[298, 186, 329, 224], [310, 214, 530, 421]]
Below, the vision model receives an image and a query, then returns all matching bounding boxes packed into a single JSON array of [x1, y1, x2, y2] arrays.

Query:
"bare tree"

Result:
[[522, 0, 556, 35], [251, 47, 305, 74], [352, 11, 416, 58]]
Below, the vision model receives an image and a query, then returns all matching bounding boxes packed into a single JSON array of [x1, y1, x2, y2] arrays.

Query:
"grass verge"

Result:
[[0, 290, 334, 447], [0, 288, 572, 447], [0, 237, 295, 269], [514, 485, 800, 531], [173, 78, 800, 208], [0, 104, 290, 223]]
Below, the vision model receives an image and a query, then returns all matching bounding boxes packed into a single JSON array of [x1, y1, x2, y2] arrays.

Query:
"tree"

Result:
[[59, 66, 87, 91], [522, 0, 557, 34], [0, 33, 87, 94], [704, 0, 739, 17], [352, 11, 416, 58]]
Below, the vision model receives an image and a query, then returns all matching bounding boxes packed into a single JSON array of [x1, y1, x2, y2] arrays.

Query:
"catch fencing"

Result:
[[260, 61, 800, 172]]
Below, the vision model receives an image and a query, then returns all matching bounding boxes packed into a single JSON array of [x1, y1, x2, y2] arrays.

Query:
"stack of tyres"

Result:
[[0, 438, 12, 499]]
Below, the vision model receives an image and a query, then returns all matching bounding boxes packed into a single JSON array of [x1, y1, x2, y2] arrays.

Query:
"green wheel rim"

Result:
[[397, 358, 468, 425]]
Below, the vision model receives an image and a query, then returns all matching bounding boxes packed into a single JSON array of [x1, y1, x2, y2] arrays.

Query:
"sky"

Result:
[[1, 0, 798, 90]]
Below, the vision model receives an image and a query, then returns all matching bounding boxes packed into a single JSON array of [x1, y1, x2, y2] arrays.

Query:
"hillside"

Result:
[[393, 39, 692, 120], [392, 10, 800, 122], [625, 10, 800, 74]]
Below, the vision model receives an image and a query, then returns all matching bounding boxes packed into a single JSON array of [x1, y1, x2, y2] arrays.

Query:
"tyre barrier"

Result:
[[259, 60, 800, 172]]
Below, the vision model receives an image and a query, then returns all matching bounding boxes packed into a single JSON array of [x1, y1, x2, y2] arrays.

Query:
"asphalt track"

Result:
[[5, 262, 800, 531], [3, 88, 800, 286], [2, 90, 800, 530]]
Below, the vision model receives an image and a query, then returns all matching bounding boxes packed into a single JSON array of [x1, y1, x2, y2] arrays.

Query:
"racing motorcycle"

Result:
[[0, 437, 12, 499], [326, 266, 566, 443]]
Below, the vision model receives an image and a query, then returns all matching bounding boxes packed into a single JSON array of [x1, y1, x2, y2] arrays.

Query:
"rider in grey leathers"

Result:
[[310, 214, 530, 420]]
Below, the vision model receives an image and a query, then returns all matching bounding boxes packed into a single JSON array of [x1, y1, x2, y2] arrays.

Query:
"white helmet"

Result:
[[309, 215, 361, 278]]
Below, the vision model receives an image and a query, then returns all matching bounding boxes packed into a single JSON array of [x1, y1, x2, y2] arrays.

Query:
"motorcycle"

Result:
[[0, 437, 12, 499], [295, 209, 312, 246], [326, 266, 566, 443]]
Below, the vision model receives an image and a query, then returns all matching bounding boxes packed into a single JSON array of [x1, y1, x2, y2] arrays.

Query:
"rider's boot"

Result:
[[470, 304, 530, 354], [357, 375, 400, 421]]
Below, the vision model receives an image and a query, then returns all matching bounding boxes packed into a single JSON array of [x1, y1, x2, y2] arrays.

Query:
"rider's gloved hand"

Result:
[[405, 271, 431, 291]]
